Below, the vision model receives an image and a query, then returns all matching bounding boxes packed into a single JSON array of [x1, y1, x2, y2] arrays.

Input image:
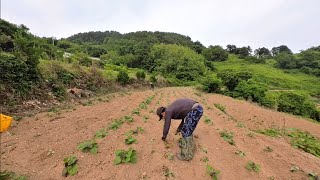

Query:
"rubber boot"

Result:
[[176, 135, 195, 161]]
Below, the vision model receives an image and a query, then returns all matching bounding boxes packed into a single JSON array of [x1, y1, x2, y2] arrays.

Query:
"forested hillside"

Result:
[[0, 19, 319, 121]]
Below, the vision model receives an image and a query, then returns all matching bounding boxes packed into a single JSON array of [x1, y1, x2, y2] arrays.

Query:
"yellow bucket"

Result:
[[0, 114, 13, 132]]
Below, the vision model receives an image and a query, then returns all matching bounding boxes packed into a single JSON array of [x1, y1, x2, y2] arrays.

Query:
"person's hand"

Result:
[[161, 137, 166, 141]]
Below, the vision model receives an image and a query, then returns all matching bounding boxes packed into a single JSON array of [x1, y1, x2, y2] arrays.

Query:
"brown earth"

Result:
[[1, 87, 319, 180]]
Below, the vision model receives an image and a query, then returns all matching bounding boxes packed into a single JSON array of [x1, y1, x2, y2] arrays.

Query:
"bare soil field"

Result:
[[1, 87, 319, 180]]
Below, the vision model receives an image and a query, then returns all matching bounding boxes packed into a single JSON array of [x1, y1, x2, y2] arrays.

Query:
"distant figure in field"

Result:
[[150, 83, 154, 90], [156, 98, 203, 161]]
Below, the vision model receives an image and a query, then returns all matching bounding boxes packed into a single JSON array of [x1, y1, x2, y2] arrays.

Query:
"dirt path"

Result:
[[1, 87, 319, 180]]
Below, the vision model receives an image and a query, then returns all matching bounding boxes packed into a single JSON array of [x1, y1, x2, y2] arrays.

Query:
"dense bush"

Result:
[[136, 70, 146, 80], [117, 70, 130, 85], [233, 80, 268, 103], [217, 70, 253, 91], [202, 76, 222, 93], [202, 45, 228, 62], [277, 92, 319, 120]]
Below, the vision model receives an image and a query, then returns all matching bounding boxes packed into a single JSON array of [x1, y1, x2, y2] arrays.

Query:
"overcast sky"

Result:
[[2, 0, 320, 52]]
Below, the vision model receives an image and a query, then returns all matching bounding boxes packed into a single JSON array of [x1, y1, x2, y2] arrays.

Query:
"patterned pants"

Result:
[[181, 105, 203, 138]]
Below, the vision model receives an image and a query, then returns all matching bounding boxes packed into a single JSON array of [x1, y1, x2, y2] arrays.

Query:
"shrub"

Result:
[[136, 70, 146, 80], [217, 70, 252, 91], [233, 80, 268, 103], [117, 70, 129, 85], [202, 76, 222, 93], [277, 92, 318, 119]]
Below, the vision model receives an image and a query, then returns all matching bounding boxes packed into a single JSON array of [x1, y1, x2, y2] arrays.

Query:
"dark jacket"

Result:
[[163, 98, 197, 138]]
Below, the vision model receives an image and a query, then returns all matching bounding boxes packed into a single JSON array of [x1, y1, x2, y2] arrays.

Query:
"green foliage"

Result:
[[0, 171, 28, 180], [202, 75, 222, 93], [125, 136, 137, 144], [108, 119, 124, 130], [206, 164, 220, 180], [245, 161, 260, 173], [117, 70, 130, 85], [162, 166, 175, 178], [214, 103, 226, 113], [142, 115, 149, 122], [132, 108, 140, 115], [275, 53, 297, 69], [233, 80, 268, 103], [254, 47, 271, 59], [202, 45, 228, 62], [123, 115, 134, 123], [151, 44, 206, 81], [77, 140, 98, 154], [136, 70, 146, 79], [114, 148, 137, 165], [256, 128, 283, 137], [277, 92, 318, 120], [219, 130, 235, 145], [204, 116, 213, 125], [217, 70, 252, 91], [287, 129, 320, 157], [139, 102, 147, 109], [94, 128, 108, 139], [271, 45, 292, 56], [63, 155, 78, 176]]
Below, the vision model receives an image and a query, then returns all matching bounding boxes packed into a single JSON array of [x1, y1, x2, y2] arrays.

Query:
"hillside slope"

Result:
[[1, 87, 319, 179]]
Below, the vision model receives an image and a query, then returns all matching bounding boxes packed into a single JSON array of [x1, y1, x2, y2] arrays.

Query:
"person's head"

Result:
[[156, 106, 166, 121]]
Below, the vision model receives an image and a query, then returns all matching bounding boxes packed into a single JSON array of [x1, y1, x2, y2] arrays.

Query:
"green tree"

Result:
[[275, 53, 297, 69], [202, 45, 228, 62], [150, 44, 206, 81], [254, 47, 271, 59], [271, 45, 292, 56]]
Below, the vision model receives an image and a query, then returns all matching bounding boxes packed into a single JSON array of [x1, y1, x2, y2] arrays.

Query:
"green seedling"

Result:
[[290, 165, 300, 172], [94, 128, 108, 139], [237, 122, 246, 128], [77, 140, 98, 154], [308, 171, 319, 180], [114, 148, 137, 165], [206, 164, 220, 180], [214, 103, 225, 113], [0, 171, 28, 180], [204, 116, 213, 125], [166, 153, 174, 160], [234, 150, 246, 157], [247, 132, 255, 138], [149, 109, 155, 113], [264, 146, 273, 152], [62, 155, 78, 176], [123, 115, 134, 123], [139, 102, 147, 109], [132, 108, 140, 115], [246, 161, 260, 173], [162, 166, 174, 178], [201, 157, 209, 162], [219, 130, 235, 145], [125, 136, 137, 145]]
